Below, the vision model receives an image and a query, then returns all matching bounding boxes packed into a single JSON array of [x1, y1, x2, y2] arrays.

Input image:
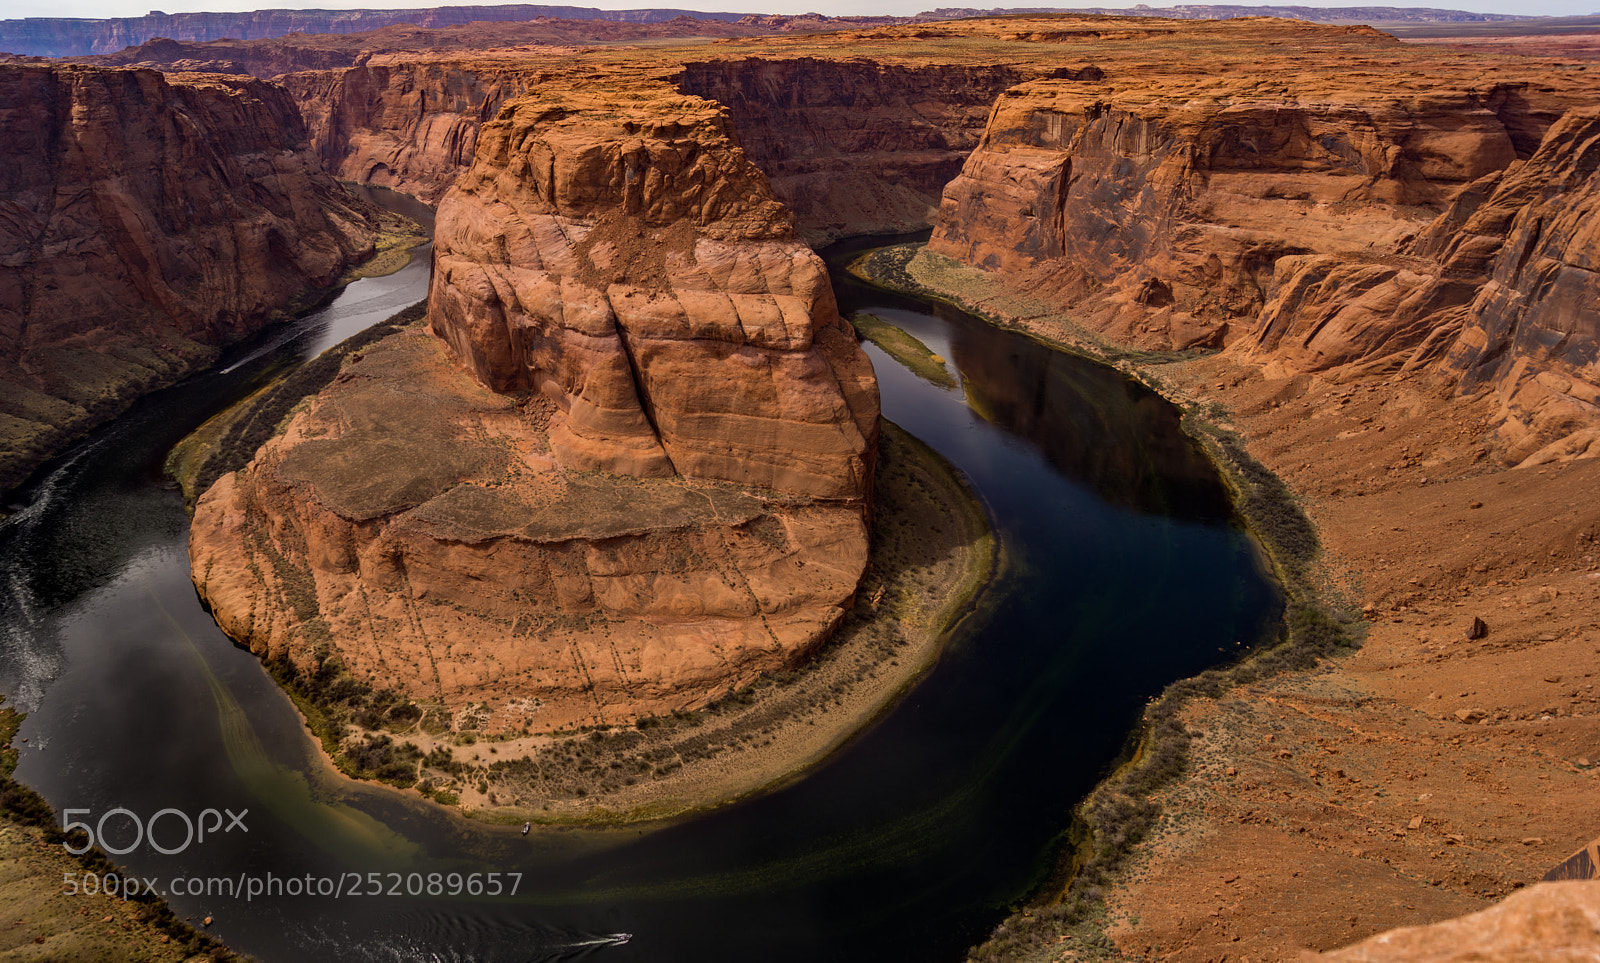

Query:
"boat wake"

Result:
[[289, 915, 634, 962]]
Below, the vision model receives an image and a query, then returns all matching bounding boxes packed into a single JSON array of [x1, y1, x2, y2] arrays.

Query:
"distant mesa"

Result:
[[0, 4, 758, 57], [0, 3, 1549, 57]]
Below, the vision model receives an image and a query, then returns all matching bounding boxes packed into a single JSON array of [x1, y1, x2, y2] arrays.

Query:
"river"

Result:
[[0, 226, 1278, 962]]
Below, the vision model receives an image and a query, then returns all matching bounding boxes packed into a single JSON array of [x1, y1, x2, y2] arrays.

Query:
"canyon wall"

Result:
[[929, 74, 1541, 349], [282, 56, 1038, 243], [1440, 107, 1600, 464], [929, 61, 1600, 462], [678, 58, 1035, 244], [1241, 105, 1600, 464], [281, 62, 549, 203], [0, 64, 378, 493], [190, 79, 880, 731]]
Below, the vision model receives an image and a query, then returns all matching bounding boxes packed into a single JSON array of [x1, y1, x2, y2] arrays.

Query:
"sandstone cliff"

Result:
[[1240, 106, 1600, 465], [281, 62, 547, 204], [678, 58, 1033, 244], [283, 55, 1037, 243], [930, 71, 1541, 350], [0, 65, 378, 493], [190, 79, 879, 732], [921, 18, 1600, 462], [1440, 106, 1600, 465]]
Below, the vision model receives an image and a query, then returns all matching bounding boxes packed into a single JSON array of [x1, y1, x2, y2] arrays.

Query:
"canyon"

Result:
[[0, 64, 384, 494], [6, 8, 1600, 962]]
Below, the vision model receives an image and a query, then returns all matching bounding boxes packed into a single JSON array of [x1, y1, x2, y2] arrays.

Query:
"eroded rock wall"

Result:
[[929, 76, 1531, 350], [190, 329, 871, 731], [427, 82, 879, 496], [1238, 105, 1600, 463], [1441, 107, 1600, 465], [0, 64, 378, 492], [191, 79, 879, 731], [282, 56, 1038, 242], [928, 59, 1600, 462], [677, 58, 1034, 244], [280, 62, 549, 204]]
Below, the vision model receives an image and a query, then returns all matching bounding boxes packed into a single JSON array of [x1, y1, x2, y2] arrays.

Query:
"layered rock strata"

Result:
[[191, 81, 879, 731], [0, 64, 378, 492], [930, 71, 1539, 350], [1243, 106, 1600, 464], [926, 28, 1600, 462], [281, 62, 549, 203], [678, 58, 1034, 244], [284, 55, 1037, 242]]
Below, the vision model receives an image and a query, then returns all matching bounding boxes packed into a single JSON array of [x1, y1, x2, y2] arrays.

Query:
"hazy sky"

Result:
[[7, 0, 1596, 24]]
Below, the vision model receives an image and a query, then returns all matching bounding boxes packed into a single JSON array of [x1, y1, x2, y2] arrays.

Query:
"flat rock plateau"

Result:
[[7, 8, 1600, 961]]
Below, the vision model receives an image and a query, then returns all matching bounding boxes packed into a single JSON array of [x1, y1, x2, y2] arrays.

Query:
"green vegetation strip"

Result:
[[846, 243, 1360, 963], [847, 312, 958, 389]]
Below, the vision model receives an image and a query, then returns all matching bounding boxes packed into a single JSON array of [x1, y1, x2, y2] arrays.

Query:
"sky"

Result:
[[6, 0, 1596, 26]]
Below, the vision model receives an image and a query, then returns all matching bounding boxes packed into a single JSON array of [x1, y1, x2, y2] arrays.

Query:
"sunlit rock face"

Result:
[[191, 79, 879, 732], [427, 81, 879, 498]]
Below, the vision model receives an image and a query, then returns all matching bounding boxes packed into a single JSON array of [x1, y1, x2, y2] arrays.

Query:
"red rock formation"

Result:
[[1440, 107, 1600, 465], [678, 58, 1031, 244], [283, 55, 1031, 242], [0, 64, 378, 492], [190, 78, 879, 731], [918, 19, 1600, 461], [1233, 105, 1600, 463], [281, 62, 547, 204], [428, 81, 878, 494], [929, 72, 1535, 350]]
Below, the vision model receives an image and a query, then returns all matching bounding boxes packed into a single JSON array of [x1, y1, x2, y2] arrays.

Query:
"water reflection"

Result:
[[950, 323, 1234, 521]]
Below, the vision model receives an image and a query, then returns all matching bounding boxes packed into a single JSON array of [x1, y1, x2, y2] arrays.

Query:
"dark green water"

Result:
[[0, 233, 1278, 962]]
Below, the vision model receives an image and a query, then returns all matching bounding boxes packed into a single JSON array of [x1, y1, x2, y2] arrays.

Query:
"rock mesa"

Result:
[[190, 80, 879, 732]]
